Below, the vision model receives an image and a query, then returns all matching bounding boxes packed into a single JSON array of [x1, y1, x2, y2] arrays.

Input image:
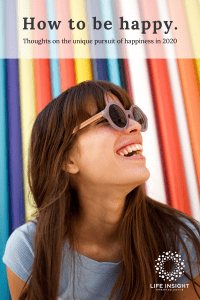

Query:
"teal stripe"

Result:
[[0, 59, 10, 299], [46, 0, 61, 98], [99, 0, 121, 86], [107, 59, 121, 86], [50, 59, 61, 98], [1, 0, 10, 298]]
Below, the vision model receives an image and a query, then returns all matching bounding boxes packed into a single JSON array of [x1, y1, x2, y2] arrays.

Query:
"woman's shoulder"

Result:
[[2, 220, 38, 283], [171, 215, 200, 284], [4, 219, 37, 251], [176, 215, 200, 240], [164, 213, 200, 254]]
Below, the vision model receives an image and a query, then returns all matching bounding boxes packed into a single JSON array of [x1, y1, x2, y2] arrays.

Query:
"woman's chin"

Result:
[[129, 167, 150, 187]]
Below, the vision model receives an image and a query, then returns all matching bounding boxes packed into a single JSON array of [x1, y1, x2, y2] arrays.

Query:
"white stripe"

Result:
[[17, 0, 33, 58], [119, 0, 167, 204]]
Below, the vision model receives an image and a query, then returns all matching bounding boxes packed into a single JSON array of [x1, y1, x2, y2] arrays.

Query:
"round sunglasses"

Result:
[[73, 101, 148, 134]]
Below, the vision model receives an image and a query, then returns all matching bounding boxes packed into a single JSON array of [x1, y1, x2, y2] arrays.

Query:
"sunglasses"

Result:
[[73, 101, 148, 134]]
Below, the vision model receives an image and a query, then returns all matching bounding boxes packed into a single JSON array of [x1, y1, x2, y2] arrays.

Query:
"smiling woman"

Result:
[[2, 80, 200, 300]]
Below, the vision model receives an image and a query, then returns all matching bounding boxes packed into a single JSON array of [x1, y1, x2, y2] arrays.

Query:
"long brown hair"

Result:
[[19, 80, 200, 300]]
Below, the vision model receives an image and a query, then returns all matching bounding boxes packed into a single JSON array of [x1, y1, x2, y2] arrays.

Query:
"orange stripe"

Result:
[[55, 0, 76, 91], [34, 59, 52, 114], [59, 59, 76, 92], [30, 0, 52, 114], [148, 59, 191, 214], [177, 59, 200, 190]]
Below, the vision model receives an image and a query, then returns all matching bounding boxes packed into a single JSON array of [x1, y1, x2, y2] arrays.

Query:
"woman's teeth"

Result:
[[118, 144, 143, 156]]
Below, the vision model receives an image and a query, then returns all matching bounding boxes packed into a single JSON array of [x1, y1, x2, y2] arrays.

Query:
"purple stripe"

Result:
[[6, 59, 25, 232]]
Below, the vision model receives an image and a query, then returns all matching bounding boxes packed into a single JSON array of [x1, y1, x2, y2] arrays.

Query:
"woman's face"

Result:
[[68, 94, 150, 190]]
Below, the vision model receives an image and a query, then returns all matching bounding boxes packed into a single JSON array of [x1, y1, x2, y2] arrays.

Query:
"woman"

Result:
[[3, 80, 200, 300]]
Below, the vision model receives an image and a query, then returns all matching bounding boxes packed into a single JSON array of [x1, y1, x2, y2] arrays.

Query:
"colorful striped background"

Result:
[[1, 0, 200, 298]]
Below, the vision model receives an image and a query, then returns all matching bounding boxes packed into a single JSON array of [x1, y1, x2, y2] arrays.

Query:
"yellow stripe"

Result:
[[69, 0, 92, 83], [195, 59, 200, 85], [18, 59, 37, 222], [183, 0, 200, 85], [18, 0, 37, 222], [74, 59, 92, 83]]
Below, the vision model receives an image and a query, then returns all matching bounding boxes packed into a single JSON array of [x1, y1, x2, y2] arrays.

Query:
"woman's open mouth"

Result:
[[116, 143, 143, 157]]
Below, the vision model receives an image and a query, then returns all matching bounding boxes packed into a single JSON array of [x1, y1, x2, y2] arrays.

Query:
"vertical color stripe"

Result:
[[0, 0, 5, 58], [157, 0, 200, 220], [177, 59, 200, 191], [59, 59, 76, 91], [85, 0, 109, 82], [118, 59, 127, 91], [98, 0, 121, 86], [17, 0, 37, 224], [55, 0, 76, 90], [166, 0, 193, 58], [18, 59, 37, 223], [139, 0, 190, 213], [33, 59, 52, 113], [114, 1, 133, 98], [0, 0, 10, 297], [183, 0, 200, 85], [46, 0, 61, 98], [0, 59, 10, 300], [74, 59, 93, 83], [118, 0, 167, 204], [31, 0, 52, 113], [49, 59, 61, 98], [147, 59, 191, 213], [123, 59, 133, 100], [167, 0, 200, 190], [5, 0, 18, 58], [69, 0, 92, 83], [6, 60, 26, 229], [92, 59, 109, 81]]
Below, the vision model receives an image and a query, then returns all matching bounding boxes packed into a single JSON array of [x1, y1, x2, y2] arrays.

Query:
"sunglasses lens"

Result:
[[132, 107, 147, 130], [109, 104, 127, 128]]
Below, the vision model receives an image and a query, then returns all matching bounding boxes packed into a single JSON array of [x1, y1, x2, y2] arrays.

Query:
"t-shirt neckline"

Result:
[[64, 238, 122, 265]]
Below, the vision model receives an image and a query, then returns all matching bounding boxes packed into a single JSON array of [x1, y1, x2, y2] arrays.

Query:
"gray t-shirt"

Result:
[[2, 218, 200, 299]]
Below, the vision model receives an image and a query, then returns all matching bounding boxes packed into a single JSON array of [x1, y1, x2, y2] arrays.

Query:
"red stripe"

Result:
[[59, 59, 76, 92], [123, 59, 133, 101], [177, 59, 200, 192], [34, 59, 52, 114], [148, 59, 191, 214]]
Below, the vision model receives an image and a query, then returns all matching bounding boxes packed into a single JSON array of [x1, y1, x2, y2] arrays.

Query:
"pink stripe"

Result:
[[167, 0, 193, 57], [138, 0, 165, 58], [55, 0, 74, 57], [30, 0, 49, 57]]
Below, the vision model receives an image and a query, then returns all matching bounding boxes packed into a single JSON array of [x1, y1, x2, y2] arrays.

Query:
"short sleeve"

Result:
[[2, 221, 36, 284], [173, 219, 200, 284]]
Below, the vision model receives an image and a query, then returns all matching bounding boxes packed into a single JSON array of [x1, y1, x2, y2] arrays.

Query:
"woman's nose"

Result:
[[124, 117, 142, 134]]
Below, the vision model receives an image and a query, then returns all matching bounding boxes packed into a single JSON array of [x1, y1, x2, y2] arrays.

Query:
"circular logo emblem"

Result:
[[155, 251, 185, 281]]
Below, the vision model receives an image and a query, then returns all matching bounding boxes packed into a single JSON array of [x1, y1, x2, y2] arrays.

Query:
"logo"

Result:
[[155, 251, 185, 281]]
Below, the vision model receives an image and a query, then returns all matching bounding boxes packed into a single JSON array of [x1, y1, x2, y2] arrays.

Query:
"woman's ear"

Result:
[[62, 158, 79, 174]]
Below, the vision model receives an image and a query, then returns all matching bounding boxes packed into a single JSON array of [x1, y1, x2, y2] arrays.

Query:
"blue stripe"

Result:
[[0, 59, 10, 299], [98, 0, 121, 86], [93, 59, 109, 81], [46, 0, 61, 98]]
